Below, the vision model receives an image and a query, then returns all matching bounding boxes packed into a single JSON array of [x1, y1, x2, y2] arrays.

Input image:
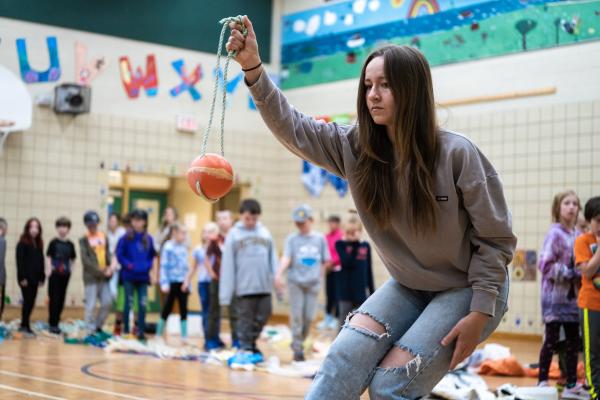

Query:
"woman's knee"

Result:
[[347, 312, 389, 338]]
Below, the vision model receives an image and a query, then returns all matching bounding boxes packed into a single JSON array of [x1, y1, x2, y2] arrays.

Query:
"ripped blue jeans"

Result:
[[306, 276, 509, 399]]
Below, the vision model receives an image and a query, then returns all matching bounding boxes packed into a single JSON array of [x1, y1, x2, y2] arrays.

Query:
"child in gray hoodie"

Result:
[[219, 199, 278, 365]]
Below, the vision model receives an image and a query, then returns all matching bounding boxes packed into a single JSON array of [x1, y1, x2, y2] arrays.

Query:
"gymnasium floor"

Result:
[[0, 308, 540, 399]]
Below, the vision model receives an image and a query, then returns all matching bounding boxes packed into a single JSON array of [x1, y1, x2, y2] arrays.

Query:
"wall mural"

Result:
[[118, 55, 159, 98], [169, 59, 202, 101], [75, 41, 106, 85], [16, 36, 61, 83], [281, 0, 600, 89]]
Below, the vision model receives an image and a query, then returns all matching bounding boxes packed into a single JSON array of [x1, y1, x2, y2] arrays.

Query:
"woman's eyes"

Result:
[[364, 82, 389, 89]]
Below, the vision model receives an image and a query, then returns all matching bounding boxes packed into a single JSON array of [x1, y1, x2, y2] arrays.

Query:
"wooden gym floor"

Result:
[[0, 307, 540, 399]]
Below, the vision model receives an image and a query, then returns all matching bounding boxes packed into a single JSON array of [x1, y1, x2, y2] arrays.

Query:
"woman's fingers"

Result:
[[243, 16, 255, 38], [232, 29, 245, 42]]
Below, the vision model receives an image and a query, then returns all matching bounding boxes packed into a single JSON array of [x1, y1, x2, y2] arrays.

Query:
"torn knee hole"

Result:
[[379, 347, 419, 369], [347, 312, 387, 336]]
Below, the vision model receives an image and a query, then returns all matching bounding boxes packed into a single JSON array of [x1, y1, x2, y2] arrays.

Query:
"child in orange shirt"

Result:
[[574, 196, 600, 399]]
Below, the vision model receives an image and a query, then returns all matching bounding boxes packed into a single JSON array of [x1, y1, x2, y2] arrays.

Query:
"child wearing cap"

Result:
[[80, 211, 115, 336], [275, 204, 330, 361]]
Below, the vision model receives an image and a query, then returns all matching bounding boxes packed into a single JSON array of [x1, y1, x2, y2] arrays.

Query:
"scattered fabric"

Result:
[[478, 356, 526, 377]]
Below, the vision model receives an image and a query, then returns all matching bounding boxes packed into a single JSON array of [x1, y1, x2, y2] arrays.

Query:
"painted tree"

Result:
[[515, 19, 537, 50]]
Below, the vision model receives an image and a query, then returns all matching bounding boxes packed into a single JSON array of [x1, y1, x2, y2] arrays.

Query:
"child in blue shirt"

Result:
[[116, 209, 157, 341], [157, 223, 190, 342]]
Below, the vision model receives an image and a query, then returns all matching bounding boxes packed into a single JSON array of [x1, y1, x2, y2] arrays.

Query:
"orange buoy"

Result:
[[186, 153, 234, 202]]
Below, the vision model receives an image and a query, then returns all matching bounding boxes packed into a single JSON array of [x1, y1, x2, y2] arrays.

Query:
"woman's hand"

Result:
[[20, 279, 28, 287], [227, 16, 262, 78], [161, 284, 170, 294], [441, 311, 490, 370], [181, 281, 189, 293]]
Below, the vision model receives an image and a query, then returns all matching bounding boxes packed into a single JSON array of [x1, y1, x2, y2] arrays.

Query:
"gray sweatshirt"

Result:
[[219, 221, 278, 306], [247, 72, 517, 317]]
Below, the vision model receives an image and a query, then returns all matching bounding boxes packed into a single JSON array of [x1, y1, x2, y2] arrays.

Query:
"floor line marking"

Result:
[[0, 383, 67, 399], [0, 370, 149, 400]]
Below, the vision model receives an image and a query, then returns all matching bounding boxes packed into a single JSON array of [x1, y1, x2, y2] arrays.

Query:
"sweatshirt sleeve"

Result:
[[247, 71, 350, 178], [270, 235, 279, 276], [160, 244, 170, 287], [321, 235, 331, 263], [335, 241, 349, 267], [16, 242, 25, 282], [116, 237, 132, 269], [219, 233, 236, 306], [0, 238, 6, 281], [456, 143, 516, 317]]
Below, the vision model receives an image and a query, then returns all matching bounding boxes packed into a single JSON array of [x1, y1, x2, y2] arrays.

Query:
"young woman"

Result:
[[226, 16, 516, 398]]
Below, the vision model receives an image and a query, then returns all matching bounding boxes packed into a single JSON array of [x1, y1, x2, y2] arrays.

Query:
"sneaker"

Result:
[[227, 351, 257, 369], [538, 381, 550, 387], [562, 384, 591, 400], [316, 317, 329, 331], [49, 326, 62, 335], [250, 349, 264, 364], [205, 338, 225, 351], [293, 351, 306, 362], [94, 330, 112, 342], [137, 334, 147, 342], [19, 327, 36, 338], [327, 317, 339, 330]]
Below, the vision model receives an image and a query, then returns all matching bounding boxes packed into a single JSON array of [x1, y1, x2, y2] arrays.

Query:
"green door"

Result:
[[128, 190, 168, 313]]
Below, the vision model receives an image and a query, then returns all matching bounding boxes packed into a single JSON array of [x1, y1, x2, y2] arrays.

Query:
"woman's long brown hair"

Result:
[[355, 45, 439, 234]]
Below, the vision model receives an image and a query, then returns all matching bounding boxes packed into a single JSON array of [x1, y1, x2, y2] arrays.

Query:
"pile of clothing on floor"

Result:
[[0, 319, 112, 347]]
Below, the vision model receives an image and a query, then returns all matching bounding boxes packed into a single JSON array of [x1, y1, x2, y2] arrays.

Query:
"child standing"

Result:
[[275, 204, 330, 361], [220, 199, 278, 365], [0, 218, 7, 322], [107, 212, 127, 335], [204, 211, 237, 350], [16, 218, 45, 336], [107, 213, 126, 300], [157, 223, 190, 342], [80, 211, 114, 336], [117, 209, 157, 341], [574, 196, 600, 399], [536, 191, 586, 397], [319, 214, 343, 330], [46, 217, 76, 334], [191, 223, 215, 347], [335, 214, 375, 329]]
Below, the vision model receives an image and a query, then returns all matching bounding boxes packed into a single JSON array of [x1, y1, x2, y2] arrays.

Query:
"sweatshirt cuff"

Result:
[[246, 70, 275, 106], [219, 298, 230, 307], [470, 288, 497, 317]]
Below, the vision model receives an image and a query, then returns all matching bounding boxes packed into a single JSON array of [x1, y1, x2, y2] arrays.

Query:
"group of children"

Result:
[[537, 192, 600, 398], [0, 198, 374, 367]]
